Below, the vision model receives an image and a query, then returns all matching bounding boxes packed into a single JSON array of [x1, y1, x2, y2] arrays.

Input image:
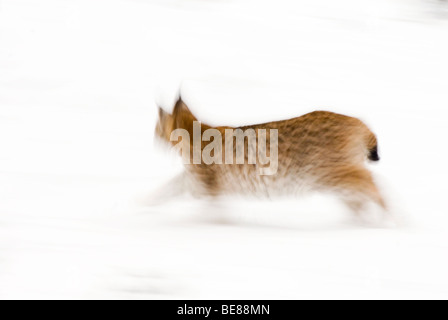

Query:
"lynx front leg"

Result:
[[145, 173, 187, 206]]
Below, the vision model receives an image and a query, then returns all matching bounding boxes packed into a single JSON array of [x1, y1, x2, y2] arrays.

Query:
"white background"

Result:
[[0, 0, 448, 299]]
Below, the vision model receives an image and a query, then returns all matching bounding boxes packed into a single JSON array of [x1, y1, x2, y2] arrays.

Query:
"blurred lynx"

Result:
[[155, 97, 386, 215]]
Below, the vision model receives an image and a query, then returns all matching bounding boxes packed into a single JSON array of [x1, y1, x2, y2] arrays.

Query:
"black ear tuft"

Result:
[[177, 86, 183, 102]]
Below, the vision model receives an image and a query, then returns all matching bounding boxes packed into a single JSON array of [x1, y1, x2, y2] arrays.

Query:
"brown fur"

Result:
[[155, 98, 386, 214]]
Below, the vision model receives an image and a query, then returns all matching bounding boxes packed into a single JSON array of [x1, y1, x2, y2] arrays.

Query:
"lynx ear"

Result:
[[174, 97, 191, 113], [158, 106, 168, 119]]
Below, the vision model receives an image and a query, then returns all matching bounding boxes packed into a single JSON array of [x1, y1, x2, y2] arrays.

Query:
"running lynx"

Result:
[[155, 97, 386, 215]]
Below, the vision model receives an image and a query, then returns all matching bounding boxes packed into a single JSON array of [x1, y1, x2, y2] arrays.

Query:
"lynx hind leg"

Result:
[[322, 165, 387, 216]]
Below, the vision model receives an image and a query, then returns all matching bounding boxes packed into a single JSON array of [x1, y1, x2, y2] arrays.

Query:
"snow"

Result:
[[0, 0, 448, 299]]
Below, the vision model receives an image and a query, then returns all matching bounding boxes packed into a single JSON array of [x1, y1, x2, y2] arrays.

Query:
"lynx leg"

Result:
[[145, 173, 186, 206], [320, 165, 387, 215]]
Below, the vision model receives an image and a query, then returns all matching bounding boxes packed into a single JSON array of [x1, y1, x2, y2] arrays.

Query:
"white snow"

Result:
[[0, 0, 448, 299]]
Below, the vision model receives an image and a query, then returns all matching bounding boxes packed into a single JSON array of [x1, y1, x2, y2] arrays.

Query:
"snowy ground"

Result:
[[1, 0, 448, 299]]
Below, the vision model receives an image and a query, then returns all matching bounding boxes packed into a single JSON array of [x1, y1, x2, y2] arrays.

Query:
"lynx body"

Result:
[[155, 98, 386, 214]]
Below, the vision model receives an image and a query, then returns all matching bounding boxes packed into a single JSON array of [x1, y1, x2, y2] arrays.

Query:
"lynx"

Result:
[[155, 97, 386, 215]]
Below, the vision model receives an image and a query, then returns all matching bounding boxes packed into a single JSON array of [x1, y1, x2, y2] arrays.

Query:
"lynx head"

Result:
[[155, 98, 198, 144]]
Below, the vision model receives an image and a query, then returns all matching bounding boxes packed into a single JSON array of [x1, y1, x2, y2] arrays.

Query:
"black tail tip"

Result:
[[368, 146, 380, 161]]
